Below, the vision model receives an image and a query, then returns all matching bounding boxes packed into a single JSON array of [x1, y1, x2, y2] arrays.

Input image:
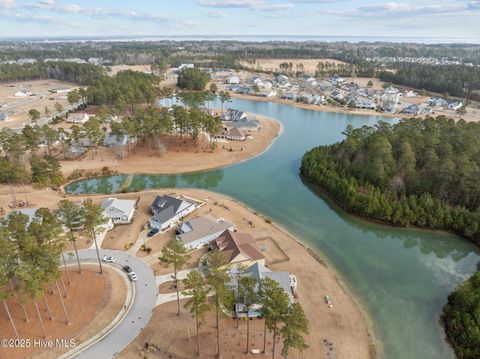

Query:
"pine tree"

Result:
[[159, 239, 191, 315]]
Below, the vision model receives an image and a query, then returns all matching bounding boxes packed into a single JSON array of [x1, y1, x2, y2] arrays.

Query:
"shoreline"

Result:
[[300, 170, 479, 247], [220, 190, 379, 359], [60, 113, 281, 179], [230, 92, 403, 119]]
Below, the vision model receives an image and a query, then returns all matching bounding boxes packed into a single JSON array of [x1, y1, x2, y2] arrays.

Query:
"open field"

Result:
[[0, 80, 77, 129], [240, 58, 347, 75], [106, 64, 153, 76], [0, 265, 126, 359], [60, 113, 280, 177]]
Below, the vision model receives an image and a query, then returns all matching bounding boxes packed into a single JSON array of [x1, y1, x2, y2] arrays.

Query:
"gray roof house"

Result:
[[230, 263, 293, 318], [101, 197, 136, 224], [4, 208, 39, 225], [223, 119, 261, 132], [0, 113, 8, 121], [176, 214, 234, 250], [402, 104, 420, 115], [103, 133, 129, 148], [222, 109, 248, 122], [149, 195, 196, 230]]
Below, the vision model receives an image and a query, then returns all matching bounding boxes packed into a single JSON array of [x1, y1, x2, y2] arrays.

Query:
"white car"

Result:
[[128, 272, 138, 282], [102, 256, 116, 263]]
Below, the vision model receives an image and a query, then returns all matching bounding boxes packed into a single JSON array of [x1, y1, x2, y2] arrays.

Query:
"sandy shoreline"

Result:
[[60, 114, 280, 178]]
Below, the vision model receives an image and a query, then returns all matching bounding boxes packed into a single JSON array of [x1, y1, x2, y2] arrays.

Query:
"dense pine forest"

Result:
[[379, 64, 480, 101], [442, 267, 480, 359], [0, 61, 105, 84], [301, 117, 480, 358], [301, 117, 480, 242]]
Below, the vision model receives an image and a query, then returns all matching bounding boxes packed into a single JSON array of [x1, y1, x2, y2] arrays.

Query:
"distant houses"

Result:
[[67, 113, 89, 124], [428, 97, 448, 107], [149, 195, 196, 230], [101, 197, 137, 225], [103, 133, 129, 148], [0, 112, 8, 121], [176, 214, 234, 250], [447, 101, 463, 111], [226, 76, 240, 85]]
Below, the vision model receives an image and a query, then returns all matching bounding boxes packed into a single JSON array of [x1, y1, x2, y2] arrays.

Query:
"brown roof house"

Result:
[[211, 230, 265, 267]]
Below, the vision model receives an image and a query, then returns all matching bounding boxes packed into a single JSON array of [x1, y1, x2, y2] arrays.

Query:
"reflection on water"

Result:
[[65, 98, 479, 359]]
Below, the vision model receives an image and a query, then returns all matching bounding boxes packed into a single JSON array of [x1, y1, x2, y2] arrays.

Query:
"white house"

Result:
[[149, 195, 196, 230], [14, 90, 32, 97], [215, 128, 247, 141], [447, 101, 463, 110], [276, 75, 288, 84], [226, 76, 240, 85], [176, 214, 234, 250], [101, 197, 137, 225], [306, 77, 318, 86], [178, 63, 194, 71], [67, 113, 89, 124]]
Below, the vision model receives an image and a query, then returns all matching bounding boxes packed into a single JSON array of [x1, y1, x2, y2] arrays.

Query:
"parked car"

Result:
[[128, 272, 138, 282], [122, 265, 133, 273], [102, 256, 116, 263], [147, 228, 159, 237]]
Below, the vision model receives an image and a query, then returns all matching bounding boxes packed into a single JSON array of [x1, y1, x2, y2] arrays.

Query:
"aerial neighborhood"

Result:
[[0, 31, 479, 359]]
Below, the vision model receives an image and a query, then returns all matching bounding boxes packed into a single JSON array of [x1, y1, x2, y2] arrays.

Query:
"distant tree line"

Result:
[[0, 62, 105, 84], [301, 117, 480, 242], [379, 64, 480, 101]]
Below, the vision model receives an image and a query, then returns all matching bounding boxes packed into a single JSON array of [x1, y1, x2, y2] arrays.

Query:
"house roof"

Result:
[[178, 214, 233, 245], [213, 230, 265, 264], [4, 208, 39, 225], [224, 119, 260, 130], [231, 262, 292, 301], [101, 197, 136, 215], [150, 195, 193, 224]]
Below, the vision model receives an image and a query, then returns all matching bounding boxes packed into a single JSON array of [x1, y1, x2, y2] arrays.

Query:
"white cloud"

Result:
[[198, 0, 263, 8], [203, 10, 228, 17], [198, 0, 294, 11], [260, 3, 294, 11], [0, 0, 15, 8]]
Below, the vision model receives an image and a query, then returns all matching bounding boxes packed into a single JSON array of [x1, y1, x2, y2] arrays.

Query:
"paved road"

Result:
[[155, 269, 195, 306], [63, 249, 157, 358]]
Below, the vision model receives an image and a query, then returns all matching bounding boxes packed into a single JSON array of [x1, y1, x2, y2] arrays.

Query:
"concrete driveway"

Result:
[[62, 249, 157, 358]]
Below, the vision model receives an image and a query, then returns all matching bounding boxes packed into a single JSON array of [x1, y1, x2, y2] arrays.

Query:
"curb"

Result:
[[58, 262, 135, 359]]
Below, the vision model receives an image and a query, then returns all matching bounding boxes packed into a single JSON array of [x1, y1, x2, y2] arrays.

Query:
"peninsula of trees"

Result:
[[301, 117, 480, 242]]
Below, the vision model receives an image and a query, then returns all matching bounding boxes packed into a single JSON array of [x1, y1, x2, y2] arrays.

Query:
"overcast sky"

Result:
[[0, 0, 479, 39]]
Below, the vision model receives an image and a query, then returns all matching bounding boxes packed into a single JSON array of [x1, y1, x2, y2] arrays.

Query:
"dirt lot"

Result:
[[106, 65, 153, 76], [0, 80, 77, 129], [60, 113, 280, 177], [240, 58, 347, 75], [0, 265, 127, 359]]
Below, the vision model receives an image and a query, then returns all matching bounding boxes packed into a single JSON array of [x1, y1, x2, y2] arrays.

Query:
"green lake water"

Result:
[[66, 98, 480, 359]]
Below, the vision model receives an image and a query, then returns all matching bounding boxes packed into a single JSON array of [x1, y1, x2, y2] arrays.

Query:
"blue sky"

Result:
[[0, 0, 479, 39]]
